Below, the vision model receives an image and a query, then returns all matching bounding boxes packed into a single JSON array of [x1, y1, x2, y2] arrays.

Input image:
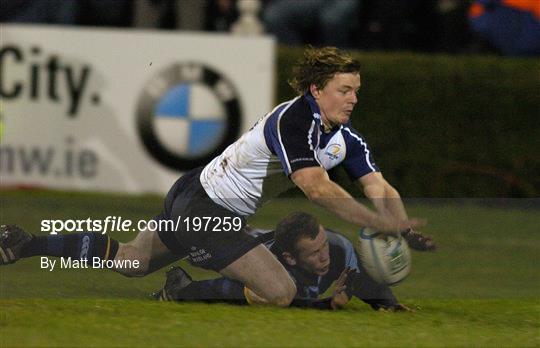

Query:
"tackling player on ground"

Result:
[[1, 47, 435, 307], [155, 212, 411, 311]]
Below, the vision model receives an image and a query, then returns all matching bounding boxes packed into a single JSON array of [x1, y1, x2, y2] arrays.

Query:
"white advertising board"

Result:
[[0, 24, 275, 193]]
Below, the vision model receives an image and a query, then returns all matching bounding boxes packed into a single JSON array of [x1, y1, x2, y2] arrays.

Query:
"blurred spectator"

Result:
[[177, 0, 206, 30], [0, 0, 133, 27], [340, 0, 472, 53], [133, 0, 165, 28], [262, 0, 474, 53], [7, 0, 537, 56], [435, 0, 472, 53], [132, 0, 180, 29], [263, 0, 360, 47], [0, 0, 78, 24], [78, 0, 133, 27], [205, 0, 239, 32], [133, 0, 206, 30], [469, 0, 540, 56], [354, 0, 417, 50]]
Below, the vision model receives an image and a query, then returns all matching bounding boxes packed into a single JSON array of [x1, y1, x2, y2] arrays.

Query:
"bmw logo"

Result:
[[136, 62, 242, 171]]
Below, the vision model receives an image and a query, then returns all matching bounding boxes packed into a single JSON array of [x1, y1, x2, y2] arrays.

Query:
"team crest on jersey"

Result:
[[325, 143, 342, 160]]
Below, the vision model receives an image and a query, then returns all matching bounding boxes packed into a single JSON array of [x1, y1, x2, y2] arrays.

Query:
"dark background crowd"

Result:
[[1, 0, 539, 56]]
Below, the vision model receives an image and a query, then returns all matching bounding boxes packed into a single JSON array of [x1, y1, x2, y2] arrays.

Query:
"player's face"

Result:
[[311, 73, 360, 130], [295, 226, 331, 276]]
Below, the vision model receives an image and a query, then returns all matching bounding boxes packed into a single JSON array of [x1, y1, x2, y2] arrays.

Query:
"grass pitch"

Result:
[[1, 190, 539, 347]]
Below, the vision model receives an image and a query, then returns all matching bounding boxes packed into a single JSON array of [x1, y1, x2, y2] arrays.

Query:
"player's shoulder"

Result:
[[325, 229, 355, 252], [325, 229, 360, 272], [264, 96, 313, 132], [279, 95, 316, 125], [339, 123, 369, 145]]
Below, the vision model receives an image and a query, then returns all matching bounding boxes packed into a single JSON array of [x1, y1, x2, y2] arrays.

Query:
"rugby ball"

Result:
[[356, 228, 411, 286]]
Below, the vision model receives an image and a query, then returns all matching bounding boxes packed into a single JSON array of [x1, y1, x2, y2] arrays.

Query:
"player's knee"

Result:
[[283, 278, 297, 305], [268, 278, 296, 307], [271, 292, 294, 307], [113, 244, 151, 277], [121, 256, 150, 277]]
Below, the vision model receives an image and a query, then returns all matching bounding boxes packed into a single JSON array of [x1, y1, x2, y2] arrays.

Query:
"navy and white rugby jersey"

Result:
[[200, 93, 379, 216]]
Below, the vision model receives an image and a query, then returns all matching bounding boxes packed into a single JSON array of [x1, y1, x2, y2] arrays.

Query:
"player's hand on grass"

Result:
[[392, 303, 413, 312], [330, 267, 353, 309], [378, 303, 413, 312]]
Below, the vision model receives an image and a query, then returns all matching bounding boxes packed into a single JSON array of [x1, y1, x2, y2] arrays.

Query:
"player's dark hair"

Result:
[[274, 212, 320, 255], [289, 46, 361, 95]]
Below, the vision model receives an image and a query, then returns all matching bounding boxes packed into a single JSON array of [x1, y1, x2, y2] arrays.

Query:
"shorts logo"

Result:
[[325, 144, 342, 160], [136, 63, 242, 171], [189, 247, 212, 263]]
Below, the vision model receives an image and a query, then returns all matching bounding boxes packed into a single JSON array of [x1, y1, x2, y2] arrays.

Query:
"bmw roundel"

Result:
[[136, 62, 242, 171]]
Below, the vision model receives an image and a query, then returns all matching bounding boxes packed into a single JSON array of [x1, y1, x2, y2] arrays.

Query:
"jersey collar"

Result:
[[304, 92, 342, 133], [304, 91, 321, 121]]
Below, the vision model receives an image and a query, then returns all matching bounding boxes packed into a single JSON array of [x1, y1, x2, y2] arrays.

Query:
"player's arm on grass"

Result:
[[290, 268, 408, 311], [347, 267, 403, 311], [337, 239, 407, 311], [291, 167, 424, 233]]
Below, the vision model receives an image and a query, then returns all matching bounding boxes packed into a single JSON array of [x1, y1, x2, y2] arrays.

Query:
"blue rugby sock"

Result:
[[20, 232, 119, 261], [176, 277, 245, 301]]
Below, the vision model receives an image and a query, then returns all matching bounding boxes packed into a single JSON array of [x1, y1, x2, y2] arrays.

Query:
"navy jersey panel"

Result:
[[264, 97, 321, 176], [263, 102, 290, 156]]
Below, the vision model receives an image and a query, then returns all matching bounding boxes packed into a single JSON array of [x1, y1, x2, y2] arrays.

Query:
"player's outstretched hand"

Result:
[[401, 229, 436, 251], [373, 213, 427, 235]]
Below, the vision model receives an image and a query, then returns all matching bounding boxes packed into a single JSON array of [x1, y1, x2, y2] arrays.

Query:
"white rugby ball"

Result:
[[356, 228, 411, 286]]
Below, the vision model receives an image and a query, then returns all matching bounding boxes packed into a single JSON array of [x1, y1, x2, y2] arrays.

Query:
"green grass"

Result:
[[1, 190, 539, 347], [1, 299, 538, 347]]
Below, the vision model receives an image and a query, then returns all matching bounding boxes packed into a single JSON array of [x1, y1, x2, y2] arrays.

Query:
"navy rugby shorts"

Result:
[[156, 167, 264, 272]]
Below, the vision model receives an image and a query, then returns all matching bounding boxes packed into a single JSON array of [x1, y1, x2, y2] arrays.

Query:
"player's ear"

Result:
[[309, 84, 320, 98], [282, 252, 297, 266]]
